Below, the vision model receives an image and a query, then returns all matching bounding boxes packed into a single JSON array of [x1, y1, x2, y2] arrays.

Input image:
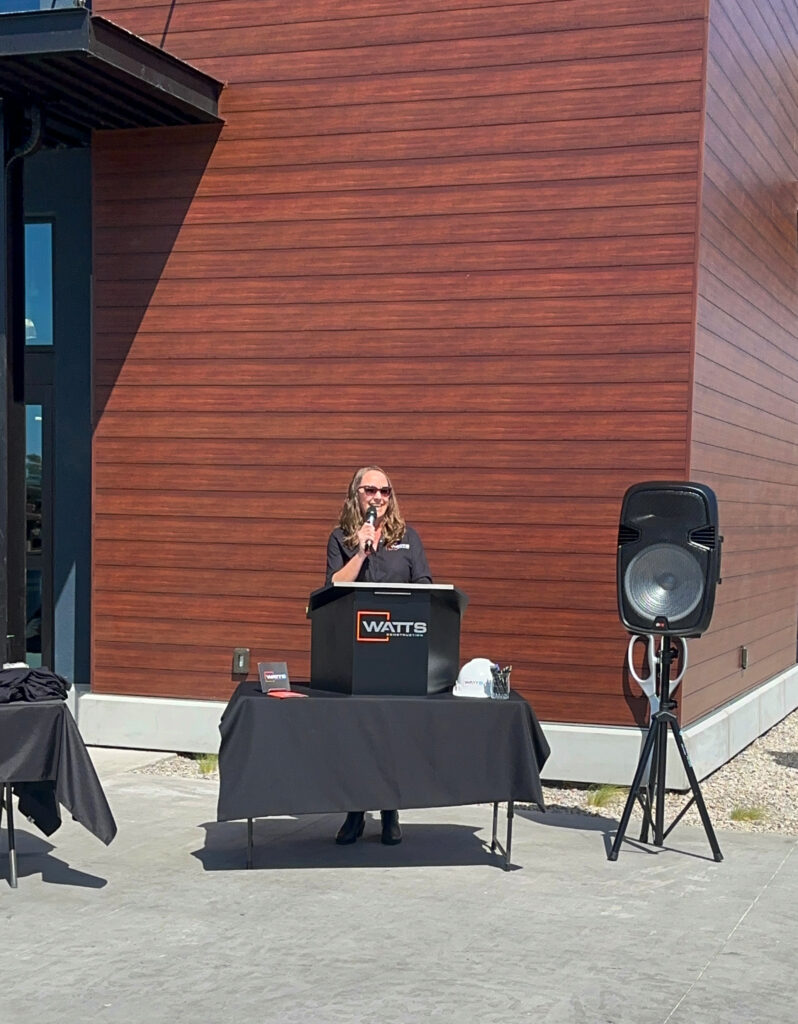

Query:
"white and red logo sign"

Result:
[[356, 610, 427, 642]]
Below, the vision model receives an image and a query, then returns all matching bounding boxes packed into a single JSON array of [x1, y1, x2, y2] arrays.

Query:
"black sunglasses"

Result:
[[358, 485, 392, 498]]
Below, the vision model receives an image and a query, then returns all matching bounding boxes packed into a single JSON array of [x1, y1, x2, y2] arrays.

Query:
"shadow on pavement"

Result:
[[193, 818, 520, 872], [1, 827, 108, 888], [516, 806, 725, 863]]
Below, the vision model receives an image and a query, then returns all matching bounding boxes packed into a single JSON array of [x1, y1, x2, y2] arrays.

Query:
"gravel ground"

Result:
[[136, 708, 798, 835], [537, 708, 798, 836]]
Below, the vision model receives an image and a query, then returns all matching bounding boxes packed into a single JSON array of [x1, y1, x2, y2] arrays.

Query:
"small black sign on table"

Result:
[[257, 661, 290, 692]]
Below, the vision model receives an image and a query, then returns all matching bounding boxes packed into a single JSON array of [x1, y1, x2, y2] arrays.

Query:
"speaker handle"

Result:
[[627, 635, 688, 713], [627, 635, 658, 710]]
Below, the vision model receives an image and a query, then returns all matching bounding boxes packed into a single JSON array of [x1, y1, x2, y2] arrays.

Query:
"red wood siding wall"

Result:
[[91, 0, 706, 724], [685, 0, 798, 724]]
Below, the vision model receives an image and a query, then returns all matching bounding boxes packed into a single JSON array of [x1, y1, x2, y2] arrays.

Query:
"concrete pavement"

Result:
[[2, 748, 796, 1024]]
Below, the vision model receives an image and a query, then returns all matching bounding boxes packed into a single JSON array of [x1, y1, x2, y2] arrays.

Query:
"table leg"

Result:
[[505, 800, 514, 871], [3, 783, 17, 888], [246, 817, 253, 869], [488, 801, 514, 870]]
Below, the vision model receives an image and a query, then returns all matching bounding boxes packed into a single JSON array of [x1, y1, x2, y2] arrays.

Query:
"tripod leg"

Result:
[[639, 723, 660, 844], [608, 720, 659, 861], [637, 786, 653, 844], [653, 716, 669, 847], [668, 719, 723, 862]]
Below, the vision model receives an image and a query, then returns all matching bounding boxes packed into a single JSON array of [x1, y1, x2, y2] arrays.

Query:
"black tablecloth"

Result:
[[217, 683, 550, 822], [0, 701, 117, 845]]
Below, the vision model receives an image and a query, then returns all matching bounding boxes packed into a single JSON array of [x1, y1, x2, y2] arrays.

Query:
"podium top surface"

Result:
[[307, 580, 468, 615], [332, 581, 455, 590]]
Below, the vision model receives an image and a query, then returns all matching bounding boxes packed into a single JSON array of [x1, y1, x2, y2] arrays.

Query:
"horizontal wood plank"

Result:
[[92, 410, 687, 441], [219, 81, 702, 140], [94, 352, 690, 387], [94, 180, 699, 238], [93, 323, 692, 362], [93, 295, 694, 334], [95, 233, 696, 281], [102, 1, 707, 47]]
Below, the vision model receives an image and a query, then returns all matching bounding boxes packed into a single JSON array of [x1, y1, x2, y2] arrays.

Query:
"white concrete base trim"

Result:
[[74, 689, 227, 754], [540, 663, 798, 789], [70, 663, 798, 785], [679, 663, 798, 783]]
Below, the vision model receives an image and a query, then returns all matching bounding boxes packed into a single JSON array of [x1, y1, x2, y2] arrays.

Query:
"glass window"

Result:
[[24, 221, 53, 346], [0, 2, 84, 13]]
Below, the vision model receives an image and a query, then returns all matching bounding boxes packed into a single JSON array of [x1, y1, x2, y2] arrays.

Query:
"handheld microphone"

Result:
[[364, 506, 378, 552]]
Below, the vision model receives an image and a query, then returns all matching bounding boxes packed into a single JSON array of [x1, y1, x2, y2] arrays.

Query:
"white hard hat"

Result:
[[453, 657, 496, 699]]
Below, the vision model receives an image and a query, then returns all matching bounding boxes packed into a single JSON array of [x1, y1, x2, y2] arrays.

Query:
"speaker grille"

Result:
[[623, 543, 704, 622]]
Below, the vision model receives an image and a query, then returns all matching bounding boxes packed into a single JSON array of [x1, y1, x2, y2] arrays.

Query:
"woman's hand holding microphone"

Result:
[[357, 506, 379, 556]]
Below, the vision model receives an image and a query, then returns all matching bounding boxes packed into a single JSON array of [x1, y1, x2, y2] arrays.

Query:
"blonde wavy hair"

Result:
[[338, 465, 407, 548]]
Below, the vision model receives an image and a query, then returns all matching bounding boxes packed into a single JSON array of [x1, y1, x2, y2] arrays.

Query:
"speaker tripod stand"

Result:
[[608, 634, 723, 862]]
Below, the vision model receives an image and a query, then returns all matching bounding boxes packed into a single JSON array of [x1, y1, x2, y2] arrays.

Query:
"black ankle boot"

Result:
[[380, 810, 402, 845], [335, 811, 365, 845]]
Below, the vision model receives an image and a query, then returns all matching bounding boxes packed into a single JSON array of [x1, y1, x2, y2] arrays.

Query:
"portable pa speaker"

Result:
[[617, 481, 721, 637]]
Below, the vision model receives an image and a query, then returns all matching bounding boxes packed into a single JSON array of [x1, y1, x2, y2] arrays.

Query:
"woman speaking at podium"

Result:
[[325, 466, 432, 846]]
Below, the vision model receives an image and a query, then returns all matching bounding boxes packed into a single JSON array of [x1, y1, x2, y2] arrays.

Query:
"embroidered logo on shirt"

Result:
[[388, 543, 410, 550]]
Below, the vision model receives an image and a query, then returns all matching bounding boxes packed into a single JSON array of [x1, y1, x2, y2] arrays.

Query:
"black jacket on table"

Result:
[[325, 525, 432, 585]]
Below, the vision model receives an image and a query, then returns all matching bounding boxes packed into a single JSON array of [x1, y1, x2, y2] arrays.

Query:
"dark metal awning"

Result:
[[0, 7, 223, 147]]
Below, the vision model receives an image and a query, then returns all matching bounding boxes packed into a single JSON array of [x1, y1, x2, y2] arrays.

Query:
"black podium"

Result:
[[307, 582, 468, 695]]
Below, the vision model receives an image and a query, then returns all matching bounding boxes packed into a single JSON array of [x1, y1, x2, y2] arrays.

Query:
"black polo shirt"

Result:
[[325, 525, 432, 585]]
